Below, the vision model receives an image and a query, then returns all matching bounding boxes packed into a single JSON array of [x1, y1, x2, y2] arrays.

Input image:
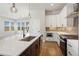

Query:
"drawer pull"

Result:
[[68, 51, 72, 55], [68, 44, 72, 47]]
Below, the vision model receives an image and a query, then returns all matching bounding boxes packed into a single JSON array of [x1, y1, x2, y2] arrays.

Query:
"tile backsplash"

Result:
[[46, 27, 78, 34]]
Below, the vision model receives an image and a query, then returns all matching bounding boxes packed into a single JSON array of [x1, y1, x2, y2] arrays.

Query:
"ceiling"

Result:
[[0, 3, 66, 11], [28, 3, 66, 14], [45, 3, 66, 15], [0, 3, 66, 19]]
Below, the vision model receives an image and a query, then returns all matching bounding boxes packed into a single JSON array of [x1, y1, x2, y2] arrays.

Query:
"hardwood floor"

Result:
[[40, 41, 63, 56]]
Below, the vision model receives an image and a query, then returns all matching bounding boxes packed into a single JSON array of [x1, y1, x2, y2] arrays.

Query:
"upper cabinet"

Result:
[[67, 4, 74, 17], [67, 3, 79, 18], [45, 15, 52, 27], [45, 5, 67, 27], [67, 3, 78, 27], [45, 15, 58, 27], [58, 5, 67, 27], [45, 14, 67, 27]]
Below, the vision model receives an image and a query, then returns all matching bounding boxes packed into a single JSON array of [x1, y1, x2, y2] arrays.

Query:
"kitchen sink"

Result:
[[21, 36, 36, 41]]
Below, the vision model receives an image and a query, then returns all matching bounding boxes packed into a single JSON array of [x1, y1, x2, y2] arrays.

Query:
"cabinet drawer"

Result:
[[67, 51, 73, 56], [67, 43, 72, 50], [67, 39, 78, 56], [67, 44, 72, 47]]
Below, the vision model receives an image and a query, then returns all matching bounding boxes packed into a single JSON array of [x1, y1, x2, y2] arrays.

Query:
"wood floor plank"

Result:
[[40, 41, 63, 56]]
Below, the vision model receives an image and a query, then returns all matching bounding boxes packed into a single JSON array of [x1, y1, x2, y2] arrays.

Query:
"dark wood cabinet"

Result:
[[35, 38, 40, 56], [20, 36, 41, 56]]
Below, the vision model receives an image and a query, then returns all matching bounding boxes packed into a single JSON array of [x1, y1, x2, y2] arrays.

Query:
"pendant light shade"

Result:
[[28, 12, 31, 19], [10, 3, 17, 13]]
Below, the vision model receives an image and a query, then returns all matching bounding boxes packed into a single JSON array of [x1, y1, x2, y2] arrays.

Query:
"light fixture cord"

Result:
[[29, 0, 30, 15]]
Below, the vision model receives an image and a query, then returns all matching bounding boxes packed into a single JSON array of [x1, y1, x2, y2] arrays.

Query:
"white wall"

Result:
[[29, 10, 46, 38], [0, 3, 45, 40], [0, 3, 28, 19]]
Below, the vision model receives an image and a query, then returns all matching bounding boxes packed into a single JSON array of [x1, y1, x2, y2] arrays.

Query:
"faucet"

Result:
[[23, 27, 25, 38]]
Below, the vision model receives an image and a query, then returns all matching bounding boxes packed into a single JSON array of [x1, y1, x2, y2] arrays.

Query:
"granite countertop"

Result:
[[46, 31, 77, 35], [0, 33, 42, 56], [46, 31, 78, 40], [60, 35, 78, 40]]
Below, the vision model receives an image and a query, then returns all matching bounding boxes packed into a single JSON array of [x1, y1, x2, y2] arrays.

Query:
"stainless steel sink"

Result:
[[21, 36, 36, 41]]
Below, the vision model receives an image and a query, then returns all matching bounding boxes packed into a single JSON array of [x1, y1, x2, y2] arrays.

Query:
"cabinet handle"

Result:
[[68, 44, 72, 47], [68, 51, 72, 56], [60, 39, 65, 43]]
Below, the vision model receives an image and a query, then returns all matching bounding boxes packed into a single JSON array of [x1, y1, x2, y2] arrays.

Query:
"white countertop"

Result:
[[0, 33, 42, 56]]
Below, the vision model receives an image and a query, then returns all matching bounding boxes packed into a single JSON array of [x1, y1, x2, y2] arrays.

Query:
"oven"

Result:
[[60, 36, 67, 56]]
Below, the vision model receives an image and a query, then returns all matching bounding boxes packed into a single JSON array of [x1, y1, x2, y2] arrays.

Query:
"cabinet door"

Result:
[[46, 15, 51, 27], [48, 16, 52, 27], [67, 39, 78, 56], [67, 4, 74, 27], [56, 15, 62, 27], [67, 18, 74, 27], [51, 15, 57, 27], [35, 39, 40, 56], [73, 4, 78, 27], [45, 16, 49, 27], [67, 4, 74, 16]]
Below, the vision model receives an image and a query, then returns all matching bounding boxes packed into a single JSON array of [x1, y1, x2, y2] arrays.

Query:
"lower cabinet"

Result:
[[20, 37, 41, 56], [67, 39, 78, 56]]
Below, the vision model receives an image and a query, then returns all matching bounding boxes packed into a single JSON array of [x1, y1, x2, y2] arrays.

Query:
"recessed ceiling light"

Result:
[[50, 4, 54, 6]]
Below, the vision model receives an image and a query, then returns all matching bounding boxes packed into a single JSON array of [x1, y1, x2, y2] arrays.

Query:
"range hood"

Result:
[[66, 11, 79, 18]]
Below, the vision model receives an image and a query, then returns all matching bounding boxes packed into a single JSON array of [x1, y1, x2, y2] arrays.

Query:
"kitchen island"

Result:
[[0, 34, 42, 56]]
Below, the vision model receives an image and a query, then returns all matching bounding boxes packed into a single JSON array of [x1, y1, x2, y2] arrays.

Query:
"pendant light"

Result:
[[10, 3, 17, 13], [28, 3, 31, 19]]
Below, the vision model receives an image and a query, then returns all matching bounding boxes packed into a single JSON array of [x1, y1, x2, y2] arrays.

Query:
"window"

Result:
[[4, 21, 14, 32], [21, 22, 25, 30], [11, 22, 14, 31], [4, 21, 29, 32], [4, 21, 10, 31], [26, 22, 29, 32], [17, 22, 21, 31]]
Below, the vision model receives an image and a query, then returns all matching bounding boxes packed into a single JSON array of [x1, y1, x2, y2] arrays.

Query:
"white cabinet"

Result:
[[56, 15, 62, 27], [46, 15, 59, 27], [58, 5, 67, 27], [67, 4, 74, 16], [46, 15, 52, 27], [45, 11, 67, 27], [67, 39, 78, 56], [51, 15, 57, 27], [67, 3, 78, 27], [66, 4, 74, 27]]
